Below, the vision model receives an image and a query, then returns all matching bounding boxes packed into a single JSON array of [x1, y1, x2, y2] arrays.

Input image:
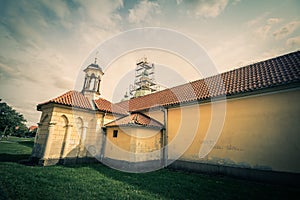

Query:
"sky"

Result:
[[0, 0, 300, 126]]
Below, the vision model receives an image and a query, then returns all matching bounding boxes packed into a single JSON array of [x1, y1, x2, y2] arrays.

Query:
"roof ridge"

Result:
[[38, 50, 300, 113], [37, 90, 93, 110], [133, 112, 163, 126], [115, 50, 300, 111], [105, 112, 163, 128], [214, 50, 300, 77], [94, 97, 127, 115]]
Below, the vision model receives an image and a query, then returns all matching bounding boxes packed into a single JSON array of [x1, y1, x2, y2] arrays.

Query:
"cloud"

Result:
[[286, 35, 300, 48], [75, 0, 123, 28], [232, 0, 241, 5], [172, 0, 229, 19], [128, 0, 160, 24], [53, 77, 74, 90], [253, 17, 281, 39], [191, 0, 229, 18], [0, 1, 50, 50], [176, 0, 183, 5], [247, 13, 269, 27], [273, 21, 300, 39], [0, 0, 126, 126], [267, 18, 281, 24], [40, 0, 71, 20], [0, 61, 18, 79]]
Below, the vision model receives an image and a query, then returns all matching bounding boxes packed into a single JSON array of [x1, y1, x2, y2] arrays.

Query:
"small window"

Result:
[[113, 130, 118, 138]]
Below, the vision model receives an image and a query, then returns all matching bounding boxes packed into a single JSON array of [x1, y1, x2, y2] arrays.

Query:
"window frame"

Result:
[[113, 130, 118, 138]]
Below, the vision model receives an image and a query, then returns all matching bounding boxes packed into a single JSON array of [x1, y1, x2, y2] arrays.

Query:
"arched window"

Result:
[[58, 115, 69, 158], [89, 73, 96, 90], [75, 117, 83, 136], [75, 117, 84, 157]]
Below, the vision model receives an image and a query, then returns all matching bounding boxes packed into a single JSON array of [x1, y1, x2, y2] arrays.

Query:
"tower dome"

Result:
[[82, 58, 104, 101]]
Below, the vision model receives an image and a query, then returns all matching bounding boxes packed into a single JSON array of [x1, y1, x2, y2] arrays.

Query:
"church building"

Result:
[[31, 51, 300, 183]]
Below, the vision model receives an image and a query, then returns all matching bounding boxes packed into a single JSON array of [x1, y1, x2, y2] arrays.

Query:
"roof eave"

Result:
[[105, 124, 163, 130], [37, 101, 94, 112], [127, 81, 300, 112]]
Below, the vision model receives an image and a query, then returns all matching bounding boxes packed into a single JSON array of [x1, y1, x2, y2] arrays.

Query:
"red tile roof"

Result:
[[94, 98, 127, 115], [37, 90, 93, 110], [37, 91, 127, 115], [105, 113, 163, 129], [38, 50, 300, 114], [28, 125, 38, 131], [116, 50, 300, 112]]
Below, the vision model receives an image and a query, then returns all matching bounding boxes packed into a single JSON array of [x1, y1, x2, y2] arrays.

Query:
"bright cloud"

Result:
[[286, 35, 300, 48], [273, 20, 300, 39], [175, 0, 228, 18], [254, 17, 282, 39], [128, 0, 160, 24], [192, 0, 229, 18]]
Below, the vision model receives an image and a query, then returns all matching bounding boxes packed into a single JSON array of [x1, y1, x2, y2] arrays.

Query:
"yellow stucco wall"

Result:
[[166, 89, 300, 173], [104, 126, 162, 162], [142, 109, 164, 123]]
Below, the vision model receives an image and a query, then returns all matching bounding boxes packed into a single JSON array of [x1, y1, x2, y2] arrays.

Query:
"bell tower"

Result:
[[82, 57, 104, 101]]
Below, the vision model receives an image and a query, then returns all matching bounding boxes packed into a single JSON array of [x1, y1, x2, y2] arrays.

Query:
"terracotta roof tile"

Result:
[[28, 125, 38, 131], [116, 50, 300, 112], [37, 90, 92, 110], [105, 113, 163, 129], [94, 98, 127, 115], [38, 51, 300, 113], [38, 91, 127, 115]]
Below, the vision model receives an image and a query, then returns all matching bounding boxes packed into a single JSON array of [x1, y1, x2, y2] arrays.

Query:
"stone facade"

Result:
[[32, 104, 110, 165]]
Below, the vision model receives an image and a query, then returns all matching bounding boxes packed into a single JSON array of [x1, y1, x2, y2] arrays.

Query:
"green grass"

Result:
[[0, 137, 34, 162], [0, 137, 299, 199]]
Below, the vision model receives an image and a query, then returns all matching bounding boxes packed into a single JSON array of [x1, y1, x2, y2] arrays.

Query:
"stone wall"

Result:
[[32, 104, 117, 165]]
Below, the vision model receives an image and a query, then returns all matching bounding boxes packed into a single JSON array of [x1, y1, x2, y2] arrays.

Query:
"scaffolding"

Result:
[[127, 57, 159, 98]]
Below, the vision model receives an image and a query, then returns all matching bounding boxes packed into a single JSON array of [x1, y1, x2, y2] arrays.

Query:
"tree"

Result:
[[0, 100, 27, 137]]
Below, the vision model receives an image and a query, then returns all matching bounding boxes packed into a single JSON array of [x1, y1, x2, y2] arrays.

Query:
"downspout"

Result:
[[101, 112, 106, 127], [100, 112, 107, 161], [162, 107, 168, 168]]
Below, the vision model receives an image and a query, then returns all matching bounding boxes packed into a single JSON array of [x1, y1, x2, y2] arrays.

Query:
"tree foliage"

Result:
[[0, 100, 27, 137]]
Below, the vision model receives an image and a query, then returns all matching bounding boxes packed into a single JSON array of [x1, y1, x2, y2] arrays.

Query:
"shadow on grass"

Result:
[[82, 162, 300, 200], [17, 141, 34, 149], [84, 163, 225, 199], [0, 153, 38, 166], [0, 153, 31, 163]]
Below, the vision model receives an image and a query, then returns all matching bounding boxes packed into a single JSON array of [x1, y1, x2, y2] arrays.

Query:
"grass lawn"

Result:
[[0, 137, 299, 199]]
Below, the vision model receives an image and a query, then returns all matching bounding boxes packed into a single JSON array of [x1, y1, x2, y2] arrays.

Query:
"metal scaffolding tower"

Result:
[[122, 57, 159, 100]]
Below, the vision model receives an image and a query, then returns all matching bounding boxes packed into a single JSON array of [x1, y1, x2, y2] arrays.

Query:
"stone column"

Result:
[[62, 124, 73, 158], [95, 118, 102, 155], [86, 76, 91, 90], [97, 79, 101, 93], [93, 77, 97, 90], [83, 77, 87, 89], [35, 123, 42, 143], [31, 123, 42, 158], [79, 124, 88, 157], [40, 122, 56, 165], [100, 128, 107, 161]]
